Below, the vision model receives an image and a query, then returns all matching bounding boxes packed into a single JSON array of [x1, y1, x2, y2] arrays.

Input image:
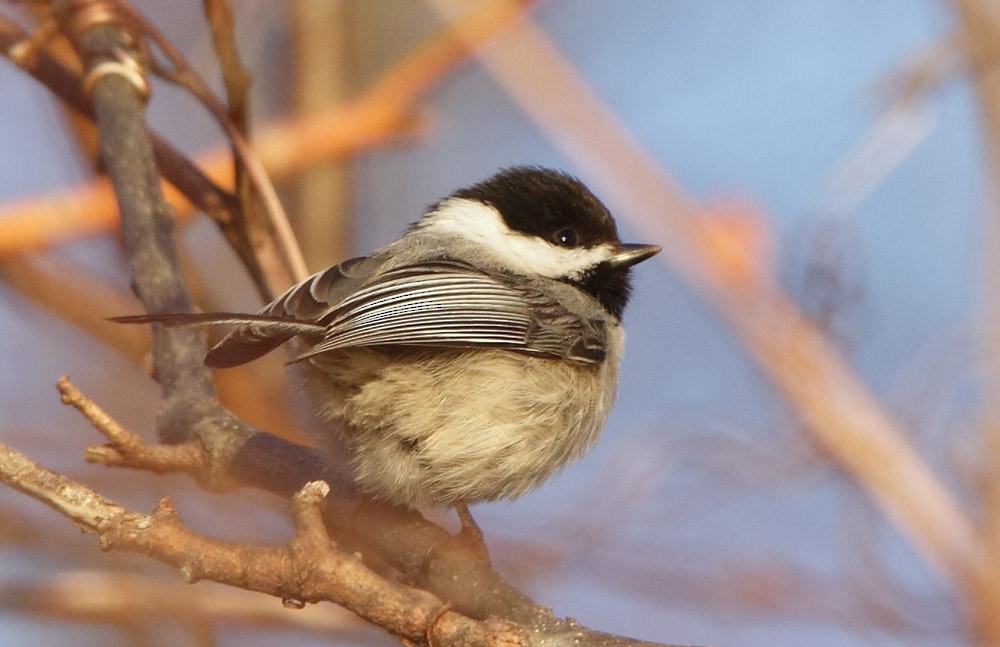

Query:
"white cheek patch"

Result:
[[422, 198, 615, 279]]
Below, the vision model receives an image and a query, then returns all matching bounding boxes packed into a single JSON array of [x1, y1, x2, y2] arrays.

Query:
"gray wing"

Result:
[[295, 259, 607, 364], [205, 256, 375, 368]]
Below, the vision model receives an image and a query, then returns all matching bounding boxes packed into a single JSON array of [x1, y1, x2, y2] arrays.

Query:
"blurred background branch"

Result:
[[430, 0, 984, 597], [1, 1, 998, 646], [955, 0, 1000, 642]]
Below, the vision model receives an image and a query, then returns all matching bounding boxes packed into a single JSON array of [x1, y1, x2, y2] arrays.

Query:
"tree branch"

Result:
[[1, 3, 693, 644], [0, 11, 273, 300], [0, 440, 675, 647], [0, 443, 507, 645]]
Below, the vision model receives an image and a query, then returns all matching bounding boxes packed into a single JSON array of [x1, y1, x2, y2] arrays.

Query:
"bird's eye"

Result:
[[553, 228, 578, 247]]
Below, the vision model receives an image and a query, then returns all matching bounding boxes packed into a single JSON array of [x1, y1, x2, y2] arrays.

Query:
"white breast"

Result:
[[300, 326, 625, 507]]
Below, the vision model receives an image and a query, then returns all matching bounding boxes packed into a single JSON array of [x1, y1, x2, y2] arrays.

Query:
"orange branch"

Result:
[[954, 0, 1000, 640], [0, 253, 148, 362], [0, 107, 420, 257], [0, 0, 537, 258]]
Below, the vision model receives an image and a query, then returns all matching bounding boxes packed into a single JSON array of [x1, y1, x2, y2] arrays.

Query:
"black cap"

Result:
[[446, 166, 658, 319], [451, 166, 621, 249]]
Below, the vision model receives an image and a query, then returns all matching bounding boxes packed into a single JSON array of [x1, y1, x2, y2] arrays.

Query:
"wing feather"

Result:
[[291, 260, 605, 363], [201, 257, 606, 367], [203, 256, 373, 367]]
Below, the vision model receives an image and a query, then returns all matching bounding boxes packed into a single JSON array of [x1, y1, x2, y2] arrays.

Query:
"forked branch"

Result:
[[0, 2, 689, 645]]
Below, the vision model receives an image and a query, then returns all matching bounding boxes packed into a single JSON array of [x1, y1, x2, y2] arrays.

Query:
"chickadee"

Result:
[[116, 167, 659, 511]]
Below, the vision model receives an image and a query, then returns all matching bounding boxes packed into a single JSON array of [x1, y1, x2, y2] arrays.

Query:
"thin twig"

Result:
[[202, 0, 253, 231], [58, 376, 205, 473], [202, 0, 251, 133], [113, 0, 307, 283], [0, 13, 276, 300]]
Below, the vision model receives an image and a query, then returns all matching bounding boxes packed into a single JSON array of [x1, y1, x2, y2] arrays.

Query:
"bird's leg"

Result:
[[454, 503, 489, 560]]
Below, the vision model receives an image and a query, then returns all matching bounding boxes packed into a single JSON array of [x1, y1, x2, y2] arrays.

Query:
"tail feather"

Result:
[[110, 312, 326, 368], [205, 335, 289, 369], [109, 312, 324, 334]]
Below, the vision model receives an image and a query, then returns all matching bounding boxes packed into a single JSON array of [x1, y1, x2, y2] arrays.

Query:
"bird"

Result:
[[114, 166, 659, 525]]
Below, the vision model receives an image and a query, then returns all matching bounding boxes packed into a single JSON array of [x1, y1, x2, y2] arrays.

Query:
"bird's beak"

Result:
[[607, 243, 661, 268]]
